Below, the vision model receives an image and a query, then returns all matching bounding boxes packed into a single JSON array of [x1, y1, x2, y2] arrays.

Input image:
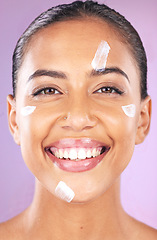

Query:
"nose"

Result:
[[59, 96, 97, 132]]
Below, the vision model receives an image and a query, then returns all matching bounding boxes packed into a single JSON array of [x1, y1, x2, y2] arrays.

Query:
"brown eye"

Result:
[[100, 87, 115, 93], [41, 88, 57, 94], [94, 86, 124, 95], [33, 87, 62, 96]]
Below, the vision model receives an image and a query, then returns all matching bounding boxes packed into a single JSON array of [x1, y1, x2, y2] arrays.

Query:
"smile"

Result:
[[50, 147, 104, 161], [45, 138, 110, 172]]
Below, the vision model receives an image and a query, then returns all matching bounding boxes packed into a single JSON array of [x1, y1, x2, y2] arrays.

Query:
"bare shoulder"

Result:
[[138, 222, 157, 239], [0, 219, 16, 240], [0, 213, 25, 240], [0, 220, 14, 240], [129, 216, 157, 240]]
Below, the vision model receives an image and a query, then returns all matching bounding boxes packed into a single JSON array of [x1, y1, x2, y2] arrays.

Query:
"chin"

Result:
[[69, 185, 107, 204]]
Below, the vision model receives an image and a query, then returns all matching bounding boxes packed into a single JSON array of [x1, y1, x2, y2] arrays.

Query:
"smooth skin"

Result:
[[1, 18, 157, 239]]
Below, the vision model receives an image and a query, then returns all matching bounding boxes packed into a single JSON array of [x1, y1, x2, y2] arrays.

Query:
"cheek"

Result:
[[17, 100, 71, 186], [19, 100, 65, 138], [96, 102, 137, 164], [18, 103, 62, 172]]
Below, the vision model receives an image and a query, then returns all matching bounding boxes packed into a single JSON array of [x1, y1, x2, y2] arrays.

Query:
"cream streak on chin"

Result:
[[21, 106, 36, 116], [55, 181, 75, 202], [122, 104, 136, 118]]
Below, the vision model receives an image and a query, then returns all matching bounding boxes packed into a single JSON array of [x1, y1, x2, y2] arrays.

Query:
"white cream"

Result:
[[55, 181, 75, 203], [21, 106, 36, 116], [122, 104, 136, 118], [91, 41, 110, 71]]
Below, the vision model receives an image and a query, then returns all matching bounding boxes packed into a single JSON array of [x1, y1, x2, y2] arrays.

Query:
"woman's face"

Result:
[[10, 18, 149, 203]]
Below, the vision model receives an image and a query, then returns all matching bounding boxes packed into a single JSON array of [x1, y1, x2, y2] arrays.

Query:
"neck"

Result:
[[26, 178, 128, 239]]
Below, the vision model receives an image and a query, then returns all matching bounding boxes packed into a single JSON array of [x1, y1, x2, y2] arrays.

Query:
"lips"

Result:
[[45, 138, 110, 172]]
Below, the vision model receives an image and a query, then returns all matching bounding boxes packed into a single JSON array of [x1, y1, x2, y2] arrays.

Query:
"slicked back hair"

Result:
[[12, 0, 148, 99]]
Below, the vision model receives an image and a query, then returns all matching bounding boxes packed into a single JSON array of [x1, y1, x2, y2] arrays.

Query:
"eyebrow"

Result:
[[27, 67, 129, 83], [28, 69, 67, 82], [90, 67, 130, 83]]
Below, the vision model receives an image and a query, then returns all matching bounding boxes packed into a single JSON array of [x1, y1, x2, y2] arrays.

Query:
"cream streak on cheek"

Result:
[[122, 104, 136, 118], [21, 106, 36, 116], [55, 181, 75, 203]]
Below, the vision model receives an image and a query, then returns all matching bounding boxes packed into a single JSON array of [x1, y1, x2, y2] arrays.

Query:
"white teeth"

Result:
[[55, 151, 59, 158], [63, 150, 69, 159], [92, 148, 97, 157], [96, 149, 100, 157], [69, 149, 78, 160], [53, 147, 103, 161], [58, 149, 64, 158], [86, 149, 92, 158], [78, 148, 86, 160]]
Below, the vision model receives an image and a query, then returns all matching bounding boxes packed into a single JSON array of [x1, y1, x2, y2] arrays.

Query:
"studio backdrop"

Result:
[[0, 0, 157, 228]]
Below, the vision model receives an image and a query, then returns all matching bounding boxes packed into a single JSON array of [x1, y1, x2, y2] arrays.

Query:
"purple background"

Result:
[[0, 0, 157, 228]]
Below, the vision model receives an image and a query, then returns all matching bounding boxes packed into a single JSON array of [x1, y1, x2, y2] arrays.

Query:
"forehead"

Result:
[[25, 18, 136, 63], [29, 18, 126, 53], [19, 18, 139, 87]]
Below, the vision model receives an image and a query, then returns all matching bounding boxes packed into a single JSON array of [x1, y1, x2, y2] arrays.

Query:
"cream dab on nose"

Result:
[[21, 106, 36, 116], [122, 104, 136, 118], [55, 181, 75, 203]]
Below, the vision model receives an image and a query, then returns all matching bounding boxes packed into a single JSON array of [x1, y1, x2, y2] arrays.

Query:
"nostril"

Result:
[[59, 113, 97, 131]]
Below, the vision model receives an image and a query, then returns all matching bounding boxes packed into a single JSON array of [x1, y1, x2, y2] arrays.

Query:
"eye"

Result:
[[94, 86, 124, 95], [33, 87, 62, 96]]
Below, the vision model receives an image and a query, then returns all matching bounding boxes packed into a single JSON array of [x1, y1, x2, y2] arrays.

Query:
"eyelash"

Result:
[[33, 87, 62, 96], [32, 85, 124, 97], [94, 86, 124, 95]]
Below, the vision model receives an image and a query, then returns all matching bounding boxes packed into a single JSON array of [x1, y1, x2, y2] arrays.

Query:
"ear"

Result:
[[7, 94, 20, 145], [135, 96, 152, 145]]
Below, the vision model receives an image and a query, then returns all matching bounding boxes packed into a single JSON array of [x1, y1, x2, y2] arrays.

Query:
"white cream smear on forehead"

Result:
[[55, 181, 75, 203], [91, 40, 110, 71], [122, 104, 136, 118], [21, 106, 36, 116]]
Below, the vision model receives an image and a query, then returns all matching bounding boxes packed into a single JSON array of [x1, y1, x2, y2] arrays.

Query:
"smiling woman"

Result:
[[0, 1, 157, 239]]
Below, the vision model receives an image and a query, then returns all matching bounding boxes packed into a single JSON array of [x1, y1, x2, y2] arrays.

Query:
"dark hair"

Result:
[[12, 0, 148, 99]]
